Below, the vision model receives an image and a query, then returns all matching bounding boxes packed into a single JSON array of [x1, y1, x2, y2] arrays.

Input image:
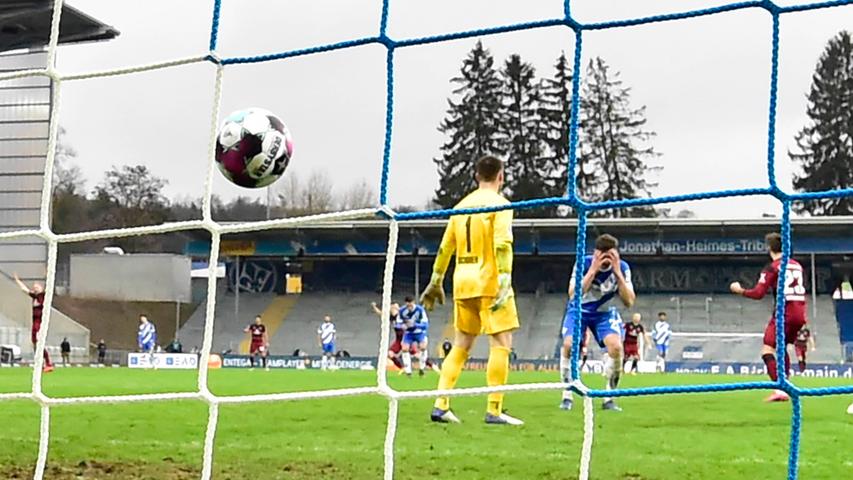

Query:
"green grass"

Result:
[[1, 367, 851, 479]]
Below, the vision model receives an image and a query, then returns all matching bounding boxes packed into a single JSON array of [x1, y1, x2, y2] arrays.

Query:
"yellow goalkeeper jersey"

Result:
[[436, 188, 513, 300]]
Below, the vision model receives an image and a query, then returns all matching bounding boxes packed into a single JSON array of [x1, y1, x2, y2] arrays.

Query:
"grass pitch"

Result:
[[1, 367, 851, 479]]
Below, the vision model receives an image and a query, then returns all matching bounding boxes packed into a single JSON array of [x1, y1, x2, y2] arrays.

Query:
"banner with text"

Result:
[[128, 353, 199, 369]]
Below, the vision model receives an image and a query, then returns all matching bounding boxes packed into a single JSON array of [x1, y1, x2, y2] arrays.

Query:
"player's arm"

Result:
[[13, 272, 31, 295], [316, 328, 322, 347], [608, 251, 635, 308], [732, 269, 772, 299], [809, 333, 816, 351], [370, 302, 382, 316], [568, 252, 603, 299], [243, 325, 250, 333], [491, 208, 514, 310], [420, 219, 456, 310]]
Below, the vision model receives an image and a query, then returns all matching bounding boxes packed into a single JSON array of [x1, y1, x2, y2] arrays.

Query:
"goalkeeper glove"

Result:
[[490, 273, 512, 311], [419, 272, 445, 311]]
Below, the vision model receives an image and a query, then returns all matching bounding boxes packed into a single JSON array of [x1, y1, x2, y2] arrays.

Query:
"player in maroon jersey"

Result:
[[243, 315, 269, 370], [730, 233, 807, 402], [14, 273, 53, 373], [793, 323, 815, 372], [372, 301, 405, 369], [623, 313, 652, 375]]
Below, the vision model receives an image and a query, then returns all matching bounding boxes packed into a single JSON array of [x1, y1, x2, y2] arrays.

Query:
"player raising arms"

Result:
[[244, 315, 270, 371], [730, 232, 806, 402], [793, 323, 815, 372], [14, 273, 53, 373], [420, 155, 523, 425], [317, 315, 336, 371], [624, 313, 652, 375], [560, 234, 635, 412], [399, 296, 430, 377]]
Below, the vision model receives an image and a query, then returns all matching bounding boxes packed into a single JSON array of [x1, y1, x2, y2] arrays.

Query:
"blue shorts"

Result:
[[656, 344, 669, 357], [561, 306, 622, 348], [322, 342, 335, 354], [140, 342, 155, 353], [402, 331, 426, 345]]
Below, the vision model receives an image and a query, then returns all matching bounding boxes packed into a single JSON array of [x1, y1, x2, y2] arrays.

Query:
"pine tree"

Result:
[[790, 31, 853, 215], [538, 52, 578, 200], [498, 54, 548, 205], [433, 41, 503, 209], [578, 57, 660, 217]]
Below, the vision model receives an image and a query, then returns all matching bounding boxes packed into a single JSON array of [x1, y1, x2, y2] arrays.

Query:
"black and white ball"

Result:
[[215, 108, 294, 188]]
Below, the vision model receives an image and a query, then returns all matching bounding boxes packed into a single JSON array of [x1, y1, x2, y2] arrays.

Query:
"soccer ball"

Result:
[[215, 108, 294, 188]]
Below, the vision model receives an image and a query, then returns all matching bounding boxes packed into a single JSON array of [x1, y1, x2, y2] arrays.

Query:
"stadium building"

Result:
[[180, 217, 853, 367], [0, 1, 117, 362]]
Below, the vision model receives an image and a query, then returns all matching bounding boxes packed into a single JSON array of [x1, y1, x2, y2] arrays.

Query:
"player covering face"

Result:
[[420, 155, 523, 426], [560, 234, 635, 412]]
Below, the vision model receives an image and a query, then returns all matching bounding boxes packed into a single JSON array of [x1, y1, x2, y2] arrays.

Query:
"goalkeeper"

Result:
[[421, 155, 522, 426]]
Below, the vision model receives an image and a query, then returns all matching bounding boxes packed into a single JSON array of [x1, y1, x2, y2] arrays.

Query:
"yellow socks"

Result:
[[434, 346, 469, 411], [486, 346, 511, 416]]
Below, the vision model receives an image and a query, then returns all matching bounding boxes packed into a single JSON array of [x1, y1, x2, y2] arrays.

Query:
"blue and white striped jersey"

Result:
[[399, 304, 429, 335], [138, 321, 156, 346], [317, 322, 336, 345], [571, 255, 632, 315], [652, 320, 672, 347]]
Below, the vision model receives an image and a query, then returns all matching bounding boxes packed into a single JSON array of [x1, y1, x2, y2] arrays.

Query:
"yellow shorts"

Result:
[[454, 296, 520, 336]]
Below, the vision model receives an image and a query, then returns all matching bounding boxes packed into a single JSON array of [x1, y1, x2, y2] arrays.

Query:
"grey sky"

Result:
[[53, 0, 853, 218]]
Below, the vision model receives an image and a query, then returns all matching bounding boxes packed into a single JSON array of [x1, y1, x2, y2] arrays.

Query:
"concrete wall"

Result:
[[70, 254, 191, 302]]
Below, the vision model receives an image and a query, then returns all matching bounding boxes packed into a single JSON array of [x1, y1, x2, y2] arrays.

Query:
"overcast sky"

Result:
[[52, 0, 853, 219]]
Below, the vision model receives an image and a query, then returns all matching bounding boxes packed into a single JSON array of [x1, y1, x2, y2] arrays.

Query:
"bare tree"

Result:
[[275, 169, 335, 215], [337, 178, 377, 210], [301, 170, 334, 213]]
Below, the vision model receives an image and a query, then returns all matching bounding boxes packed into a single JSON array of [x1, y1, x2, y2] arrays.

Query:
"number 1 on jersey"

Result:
[[464, 216, 471, 253]]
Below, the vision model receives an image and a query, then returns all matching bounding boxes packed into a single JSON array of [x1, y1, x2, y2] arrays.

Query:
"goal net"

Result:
[[1, 1, 853, 480]]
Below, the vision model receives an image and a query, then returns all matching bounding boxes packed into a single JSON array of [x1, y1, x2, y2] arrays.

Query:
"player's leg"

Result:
[[600, 317, 624, 411], [431, 299, 479, 423], [483, 296, 522, 425], [559, 332, 574, 410], [418, 337, 429, 376], [796, 346, 806, 371], [262, 348, 269, 370], [760, 319, 790, 402], [657, 345, 667, 373], [400, 338, 413, 376]]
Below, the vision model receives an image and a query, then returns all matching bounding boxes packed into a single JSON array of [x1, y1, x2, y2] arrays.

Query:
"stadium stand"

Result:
[[178, 285, 277, 353], [182, 289, 842, 363]]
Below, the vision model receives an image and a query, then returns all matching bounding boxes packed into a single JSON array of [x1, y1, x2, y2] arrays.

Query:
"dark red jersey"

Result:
[[743, 258, 807, 321], [794, 326, 811, 347], [248, 324, 266, 343], [29, 291, 45, 322], [390, 314, 404, 343], [623, 322, 645, 346]]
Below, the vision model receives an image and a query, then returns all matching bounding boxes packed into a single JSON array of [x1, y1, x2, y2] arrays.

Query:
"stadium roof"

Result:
[[0, 1, 118, 53], [188, 217, 853, 258]]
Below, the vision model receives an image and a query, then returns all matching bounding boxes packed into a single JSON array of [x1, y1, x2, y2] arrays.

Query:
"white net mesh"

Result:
[[0, 2, 575, 479]]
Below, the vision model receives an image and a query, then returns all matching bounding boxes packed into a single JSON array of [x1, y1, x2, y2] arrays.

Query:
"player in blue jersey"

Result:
[[399, 296, 429, 377], [317, 315, 336, 371], [652, 311, 672, 373], [137, 314, 157, 368], [560, 234, 635, 411]]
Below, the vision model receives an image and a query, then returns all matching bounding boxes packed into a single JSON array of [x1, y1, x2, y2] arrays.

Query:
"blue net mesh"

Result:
[[208, 2, 853, 478]]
